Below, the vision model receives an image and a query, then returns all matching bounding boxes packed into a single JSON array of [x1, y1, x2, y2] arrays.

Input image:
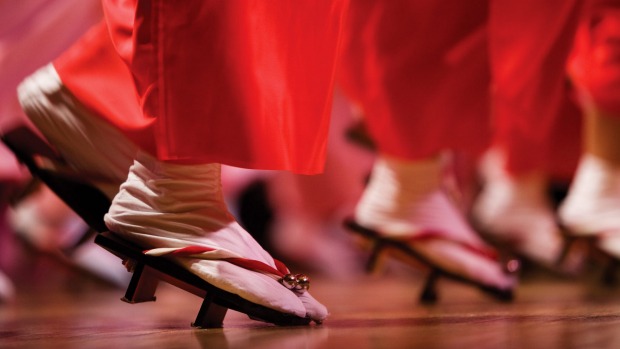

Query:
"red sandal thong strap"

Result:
[[406, 229, 499, 261], [144, 246, 310, 293]]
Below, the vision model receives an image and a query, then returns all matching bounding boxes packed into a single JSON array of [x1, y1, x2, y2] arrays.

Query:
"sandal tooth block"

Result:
[[122, 263, 159, 303], [1, 126, 111, 233], [192, 293, 228, 328], [602, 258, 619, 286], [94, 232, 311, 327], [343, 218, 383, 273], [366, 240, 385, 273], [419, 270, 440, 304]]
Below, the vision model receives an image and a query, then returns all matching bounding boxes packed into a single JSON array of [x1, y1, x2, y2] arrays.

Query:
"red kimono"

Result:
[[339, 0, 492, 160], [339, 0, 584, 179], [489, 0, 584, 174], [55, 0, 349, 174], [570, 0, 620, 115]]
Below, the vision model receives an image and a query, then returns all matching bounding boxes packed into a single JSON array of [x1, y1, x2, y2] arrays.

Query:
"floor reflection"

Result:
[[2, 276, 620, 349]]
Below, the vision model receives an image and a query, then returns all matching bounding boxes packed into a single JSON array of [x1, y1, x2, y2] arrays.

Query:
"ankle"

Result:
[[562, 154, 620, 209], [106, 155, 234, 237]]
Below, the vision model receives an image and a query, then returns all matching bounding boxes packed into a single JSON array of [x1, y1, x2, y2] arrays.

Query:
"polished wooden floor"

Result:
[[2, 256, 620, 349]]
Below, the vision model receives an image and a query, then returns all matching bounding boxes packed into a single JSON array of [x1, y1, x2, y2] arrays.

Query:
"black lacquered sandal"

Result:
[[95, 232, 312, 328], [2, 126, 313, 328], [471, 221, 580, 277], [1, 126, 110, 233], [344, 218, 515, 303], [557, 224, 619, 286]]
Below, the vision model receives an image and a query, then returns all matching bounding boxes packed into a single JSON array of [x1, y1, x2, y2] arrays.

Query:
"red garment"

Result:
[[544, 91, 583, 182], [339, 0, 492, 161], [96, 0, 348, 174], [54, 22, 156, 154], [339, 1, 584, 178], [56, 1, 348, 174], [489, 0, 584, 174], [569, 0, 620, 115]]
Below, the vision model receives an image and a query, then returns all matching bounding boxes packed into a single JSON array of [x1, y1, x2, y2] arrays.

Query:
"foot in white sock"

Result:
[[16, 65, 327, 324], [472, 151, 566, 269], [18, 64, 136, 200], [104, 154, 328, 323], [351, 155, 516, 297], [559, 154, 620, 258]]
